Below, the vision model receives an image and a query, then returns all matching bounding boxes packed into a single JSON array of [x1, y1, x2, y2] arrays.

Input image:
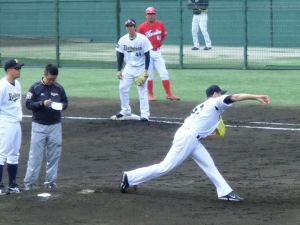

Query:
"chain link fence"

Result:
[[0, 0, 299, 69]]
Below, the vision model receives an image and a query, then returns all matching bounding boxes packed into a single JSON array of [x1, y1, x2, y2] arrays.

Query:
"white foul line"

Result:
[[22, 115, 300, 132], [226, 124, 300, 131], [249, 121, 300, 126]]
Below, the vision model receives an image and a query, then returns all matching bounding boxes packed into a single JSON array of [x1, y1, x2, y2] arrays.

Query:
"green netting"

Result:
[[0, 0, 299, 69]]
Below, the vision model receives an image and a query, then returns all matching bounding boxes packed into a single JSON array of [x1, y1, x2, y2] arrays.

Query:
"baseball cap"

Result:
[[145, 7, 156, 14], [4, 59, 24, 71], [206, 85, 227, 97], [124, 19, 136, 27]]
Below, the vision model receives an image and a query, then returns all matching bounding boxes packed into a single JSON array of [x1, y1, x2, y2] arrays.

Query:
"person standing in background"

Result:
[[137, 7, 180, 101], [23, 64, 68, 190], [0, 59, 24, 195], [112, 19, 152, 121], [187, 0, 212, 50]]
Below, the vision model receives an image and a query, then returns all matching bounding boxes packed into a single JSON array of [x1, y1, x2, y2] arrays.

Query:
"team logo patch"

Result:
[[51, 92, 59, 97], [26, 92, 33, 99], [124, 45, 142, 52], [9, 93, 21, 102]]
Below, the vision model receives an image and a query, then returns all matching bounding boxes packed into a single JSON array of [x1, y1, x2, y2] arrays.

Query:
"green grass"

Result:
[[19, 68, 300, 106]]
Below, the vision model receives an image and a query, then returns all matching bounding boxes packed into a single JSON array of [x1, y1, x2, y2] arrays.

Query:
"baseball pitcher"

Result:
[[120, 85, 269, 202]]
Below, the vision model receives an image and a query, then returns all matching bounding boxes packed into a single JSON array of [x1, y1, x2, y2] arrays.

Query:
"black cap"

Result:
[[206, 85, 227, 97], [4, 59, 24, 71], [125, 19, 136, 27]]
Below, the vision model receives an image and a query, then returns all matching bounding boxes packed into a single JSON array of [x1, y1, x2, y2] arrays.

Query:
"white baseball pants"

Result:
[[148, 50, 169, 81], [119, 65, 150, 119], [192, 14, 212, 48], [126, 126, 232, 197], [0, 120, 21, 165]]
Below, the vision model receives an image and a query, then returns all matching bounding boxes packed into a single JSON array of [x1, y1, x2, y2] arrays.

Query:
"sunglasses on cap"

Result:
[[125, 19, 136, 27]]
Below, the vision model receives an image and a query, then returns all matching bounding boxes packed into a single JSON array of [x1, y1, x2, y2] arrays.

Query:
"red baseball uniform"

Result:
[[137, 21, 167, 50], [137, 15, 180, 101]]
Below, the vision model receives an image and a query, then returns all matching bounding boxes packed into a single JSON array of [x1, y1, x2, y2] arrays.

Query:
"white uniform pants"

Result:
[[0, 120, 21, 165], [192, 14, 212, 48], [119, 65, 150, 119], [148, 50, 169, 81], [126, 126, 232, 197]]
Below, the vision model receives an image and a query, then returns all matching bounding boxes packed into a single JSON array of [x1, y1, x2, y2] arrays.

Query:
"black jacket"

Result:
[[187, 0, 209, 14], [26, 79, 68, 125]]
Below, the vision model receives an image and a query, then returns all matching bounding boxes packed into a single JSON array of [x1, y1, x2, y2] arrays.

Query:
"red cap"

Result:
[[145, 7, 156, 14]]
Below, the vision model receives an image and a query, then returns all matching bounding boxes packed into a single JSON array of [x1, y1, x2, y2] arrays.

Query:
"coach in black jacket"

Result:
[[24, 64, 68, 191]]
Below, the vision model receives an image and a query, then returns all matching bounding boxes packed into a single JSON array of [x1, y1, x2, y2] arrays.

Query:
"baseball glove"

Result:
[[135, 71, 148, 86], [216, 117, 226, 138]]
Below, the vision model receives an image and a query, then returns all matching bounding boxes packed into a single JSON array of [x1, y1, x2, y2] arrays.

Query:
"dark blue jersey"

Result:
[[26, 79, 68, 125]]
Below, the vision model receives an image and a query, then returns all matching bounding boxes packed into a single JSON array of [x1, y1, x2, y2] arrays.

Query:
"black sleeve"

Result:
[[25, 85, 43, 111], [223, 95, 234, 104], [116, 51, 124, 71], [60, 87, 68, 110], [145, 51, 150, 70]]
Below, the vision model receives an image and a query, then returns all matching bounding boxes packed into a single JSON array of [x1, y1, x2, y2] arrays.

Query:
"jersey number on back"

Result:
[[191, 103, 204, 115]]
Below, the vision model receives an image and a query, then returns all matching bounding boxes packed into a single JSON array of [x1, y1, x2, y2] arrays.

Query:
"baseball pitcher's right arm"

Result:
[[229, 94, 269, 104]]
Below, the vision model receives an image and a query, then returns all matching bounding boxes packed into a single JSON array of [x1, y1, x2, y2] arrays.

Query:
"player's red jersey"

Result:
[[137, 20, 167, 50]]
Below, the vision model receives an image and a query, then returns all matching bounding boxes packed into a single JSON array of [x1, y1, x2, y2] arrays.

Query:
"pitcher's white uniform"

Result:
[[0, 77, 22, 165], [116, 32, 152, 119], [126, 95, 233, 197]]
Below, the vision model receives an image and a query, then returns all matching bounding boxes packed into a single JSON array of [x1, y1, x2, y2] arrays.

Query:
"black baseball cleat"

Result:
[[120, 173, 129, 193], [140, 117, 149, 122], [191, 47, 199, 50], [116, 113, 124, 118], [218, 191, 243, 202], [44, 182, 57, 190], [8, 183, 21, 194], [203, 46, 212, 51]]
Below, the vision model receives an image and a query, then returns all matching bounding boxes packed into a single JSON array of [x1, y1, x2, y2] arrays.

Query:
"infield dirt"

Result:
[[0, 98, 299, 225]]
